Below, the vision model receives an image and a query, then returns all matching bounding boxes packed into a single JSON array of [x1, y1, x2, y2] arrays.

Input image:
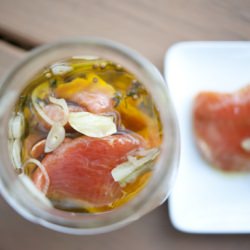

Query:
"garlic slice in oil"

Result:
[[31, 93, 54, 126], [48, 96, 69, 126], [111, 148, 160, 187], [22, 158, 50, 194], [32, 89, 69, 127], [9, 113, 25, 139], [45, 123, 65, 153], [68, 111, 117, 138], [51, 63, 72, 75], [9, 139, 22, 173]]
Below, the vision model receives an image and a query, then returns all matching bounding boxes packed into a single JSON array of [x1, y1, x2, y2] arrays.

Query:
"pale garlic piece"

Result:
[[45, 123, 65, 153], [9, 112, 25, 139], [49, 96, 69, 126], [68, 111, 117, 138], [111, 148, 160, 187], [241, 138, 250, 152], [9, 139, 22, 173], [51, 63, 72, 75], [22, 158, 50, 194]]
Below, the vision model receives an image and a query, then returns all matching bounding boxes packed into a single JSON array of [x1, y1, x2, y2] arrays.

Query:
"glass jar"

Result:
[[0, 37, 179, 234]]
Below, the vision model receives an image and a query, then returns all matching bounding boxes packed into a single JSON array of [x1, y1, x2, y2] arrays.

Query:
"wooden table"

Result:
[[1, 1, 250, 249]]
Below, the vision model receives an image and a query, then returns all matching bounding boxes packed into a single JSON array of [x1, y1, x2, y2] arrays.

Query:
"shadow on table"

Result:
[[0, 197, 249, 250]]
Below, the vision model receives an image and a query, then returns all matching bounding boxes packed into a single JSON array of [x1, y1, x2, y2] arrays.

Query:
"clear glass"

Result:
[[0, 37, 179, 234]]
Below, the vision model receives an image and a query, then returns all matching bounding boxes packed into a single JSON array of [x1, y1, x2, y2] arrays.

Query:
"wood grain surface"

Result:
[[1, 0, 250, 69], [1, 0, 250, 249], [0, 40, 23, 76]]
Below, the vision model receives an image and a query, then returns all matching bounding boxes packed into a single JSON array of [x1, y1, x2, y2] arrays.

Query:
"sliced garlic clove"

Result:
[[48, 96, 69, 126], [111, 148, 160, 187], [22, 158, 50, 194], [241, 138, 250, 152], [45, 123, 65, 153], [9, 113, 25, 139], [10, 139, 22, 173], [68, 111, 117, 138], [131, 148, 160, 166], [119, 161, 153, 187], [51, 63, 72, 75], [111, 160, 135, 184]]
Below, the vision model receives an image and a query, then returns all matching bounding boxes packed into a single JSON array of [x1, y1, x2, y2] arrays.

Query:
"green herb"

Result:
[[124, 96, 128, 109], [19, 95, 28, 110], [63, 75, 74, 83], [127, 88, 137, 97], [79, 73, 87, 79], [112, 91, 123, 107], [49, 79, 57, 89], [68, 111, 117, 138], [126, 80, 145, 98]]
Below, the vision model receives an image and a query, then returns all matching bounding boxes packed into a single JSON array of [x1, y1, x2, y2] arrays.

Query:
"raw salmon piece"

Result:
[[55, 76, 115, 113], [193, 86, 250, 171], [69, 91, 113, 113], [32, 134, 145, 206]]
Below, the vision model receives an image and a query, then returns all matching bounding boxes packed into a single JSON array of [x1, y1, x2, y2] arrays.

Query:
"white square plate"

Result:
[[164, 42, 250, 233]]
